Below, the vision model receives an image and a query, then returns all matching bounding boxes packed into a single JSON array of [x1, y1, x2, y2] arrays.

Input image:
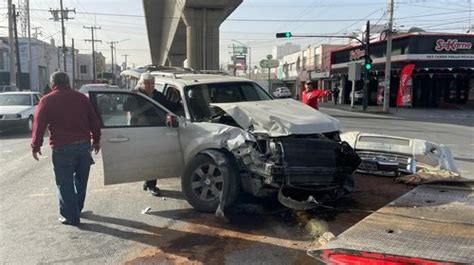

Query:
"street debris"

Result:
[[141, 207, 151, 214], [395, 168, 465, 185]]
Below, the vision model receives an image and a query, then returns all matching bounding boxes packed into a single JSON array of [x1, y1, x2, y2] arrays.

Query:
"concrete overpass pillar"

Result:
[[183, 8, 222, 70]]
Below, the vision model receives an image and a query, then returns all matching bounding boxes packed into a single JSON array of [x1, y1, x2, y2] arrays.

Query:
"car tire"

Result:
[[181, 153, 240, 213], [27, 116, 33, 132]]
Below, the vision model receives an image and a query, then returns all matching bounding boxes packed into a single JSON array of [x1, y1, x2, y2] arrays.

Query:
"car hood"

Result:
[[0, 105, 32, 114], [211, 99, 340, 137]]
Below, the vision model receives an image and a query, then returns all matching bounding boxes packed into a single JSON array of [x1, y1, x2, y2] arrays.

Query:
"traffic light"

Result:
[[364, 58, 373, 70], [276, 32, 292, 38]]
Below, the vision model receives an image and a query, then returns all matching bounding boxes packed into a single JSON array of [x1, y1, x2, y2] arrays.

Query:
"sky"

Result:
[[1, 0, 472, 68]]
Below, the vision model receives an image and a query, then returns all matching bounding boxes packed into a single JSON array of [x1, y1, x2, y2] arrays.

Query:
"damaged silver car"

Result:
[[89, 67, 360, 212]]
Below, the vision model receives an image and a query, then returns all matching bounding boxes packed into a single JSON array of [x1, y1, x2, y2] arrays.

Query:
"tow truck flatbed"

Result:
[[308, 181, 474, 263]]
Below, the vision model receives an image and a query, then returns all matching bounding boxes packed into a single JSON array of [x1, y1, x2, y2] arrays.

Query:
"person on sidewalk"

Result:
[[31, 71, 102, 226], [302, 80, 331, 110], [332, 84, 340, 105], [123, 72, 179, 197]]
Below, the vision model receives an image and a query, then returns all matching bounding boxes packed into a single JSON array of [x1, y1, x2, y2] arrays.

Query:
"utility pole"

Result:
[[8, 0, 16, 88], [49, 0, 75, 72], [84, 26, 101, 82], [26, 0, 32, 90], [107, 41, 116, 74], [122, 54, 129, 70], [469, 0, 472, 33], [32, 26, 41, 38], [13, 4, 22, 90], [72, 38, 75, 87], [383, 0, 394, 113]]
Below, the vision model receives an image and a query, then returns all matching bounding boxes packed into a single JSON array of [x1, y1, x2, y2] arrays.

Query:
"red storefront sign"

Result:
[[434, 39, 472, 52], [397, 64, 415, 107], [349, 49, 365, 61]]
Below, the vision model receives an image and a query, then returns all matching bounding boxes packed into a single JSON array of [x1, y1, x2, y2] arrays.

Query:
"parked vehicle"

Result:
[[350, 89, 364, 103], [79, 84, 121, 113], [0, 85, 19, 93], [273, 87, 292, 98], [0, 91, 42, 132], [88, 66, 360, 213]]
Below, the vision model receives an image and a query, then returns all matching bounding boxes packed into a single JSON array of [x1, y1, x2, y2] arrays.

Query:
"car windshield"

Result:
[[185, 81, 272, 121], [0, 94, 31, 106]]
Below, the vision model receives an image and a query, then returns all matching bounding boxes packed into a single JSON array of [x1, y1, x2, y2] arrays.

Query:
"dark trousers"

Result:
[[144, 179, 157, 189], [52, 143, 92, 222]]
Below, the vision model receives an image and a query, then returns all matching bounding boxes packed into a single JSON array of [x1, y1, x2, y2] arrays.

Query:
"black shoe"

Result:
[[58, 217, 80, 226], [145, 186, 161, 197]]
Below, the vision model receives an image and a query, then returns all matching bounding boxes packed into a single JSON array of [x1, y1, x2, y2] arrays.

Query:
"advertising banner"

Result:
[[396, 63, 415, 107], [377, 78, 385, 105]]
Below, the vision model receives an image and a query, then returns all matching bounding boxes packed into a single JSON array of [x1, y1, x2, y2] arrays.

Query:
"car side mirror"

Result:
[[166, 114, 179, 128]]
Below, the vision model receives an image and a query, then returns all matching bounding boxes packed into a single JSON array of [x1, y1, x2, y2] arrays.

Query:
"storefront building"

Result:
[[330, 32, 474, 107]]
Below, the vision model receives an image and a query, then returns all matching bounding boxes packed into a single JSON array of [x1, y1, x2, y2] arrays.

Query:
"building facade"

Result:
[[272, 42, 301, 60], [330, 32, 474, 107], [0, 36, 106, 92]]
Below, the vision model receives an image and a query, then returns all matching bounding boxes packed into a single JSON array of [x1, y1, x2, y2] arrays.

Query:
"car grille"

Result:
[[356, 151, 413, 173], [279, 138, 360, 186]]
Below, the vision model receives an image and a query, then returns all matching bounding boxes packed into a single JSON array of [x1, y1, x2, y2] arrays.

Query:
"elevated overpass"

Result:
[[143, 0, 242, 70]]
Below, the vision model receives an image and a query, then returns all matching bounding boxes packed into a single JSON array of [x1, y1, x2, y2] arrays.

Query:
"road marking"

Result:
[[2, 150, 13, 153]]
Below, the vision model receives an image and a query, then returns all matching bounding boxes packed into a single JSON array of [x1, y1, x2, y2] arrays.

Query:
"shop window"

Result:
[[80, 65, 87, 74]]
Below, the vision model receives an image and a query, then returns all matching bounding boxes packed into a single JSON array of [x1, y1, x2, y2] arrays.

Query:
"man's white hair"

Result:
[[136, 72, 155, 89]]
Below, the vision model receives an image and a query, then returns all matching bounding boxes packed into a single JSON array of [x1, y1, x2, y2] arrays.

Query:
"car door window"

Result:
[[90, 92, 167, 128], [32, 95, 40, 105]]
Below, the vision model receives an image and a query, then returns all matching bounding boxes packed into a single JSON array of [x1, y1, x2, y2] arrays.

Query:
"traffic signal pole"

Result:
[[363, 21, 371, 111]]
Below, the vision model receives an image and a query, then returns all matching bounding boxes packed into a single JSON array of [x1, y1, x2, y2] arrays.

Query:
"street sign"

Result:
[[233, 46, 248, 54], [348, 62, 362, 81], [259, 59, 279, 68]]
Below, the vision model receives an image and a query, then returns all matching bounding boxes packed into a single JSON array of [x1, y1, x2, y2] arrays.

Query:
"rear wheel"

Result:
[[181, 153, 240, 212]]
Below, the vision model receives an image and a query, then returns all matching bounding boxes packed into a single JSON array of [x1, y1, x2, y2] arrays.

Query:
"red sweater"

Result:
[[31, 85, 102, 152], [302, 89, 330, 109]]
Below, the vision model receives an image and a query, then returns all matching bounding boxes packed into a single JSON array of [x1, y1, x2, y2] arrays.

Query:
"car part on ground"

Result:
[[340, 131, 459, 176]]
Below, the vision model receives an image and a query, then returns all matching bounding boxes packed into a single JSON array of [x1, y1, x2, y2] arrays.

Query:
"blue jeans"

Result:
[[52, 142, 93, 222]]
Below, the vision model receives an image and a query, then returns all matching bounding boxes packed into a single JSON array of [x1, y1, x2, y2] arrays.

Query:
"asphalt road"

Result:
[[320, 105, 474, 178], [0, 107, 472, 264], [0, 131, 317, 264]]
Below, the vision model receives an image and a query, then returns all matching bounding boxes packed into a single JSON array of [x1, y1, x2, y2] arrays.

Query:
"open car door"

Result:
[[89, 90, 184, 185]]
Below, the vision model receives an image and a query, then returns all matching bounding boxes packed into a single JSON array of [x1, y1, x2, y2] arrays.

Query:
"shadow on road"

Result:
[[159, 189, 185, 200], [79, 211, 314, 264], [455, 157, 474, 163], [0, 131, 31, 140]]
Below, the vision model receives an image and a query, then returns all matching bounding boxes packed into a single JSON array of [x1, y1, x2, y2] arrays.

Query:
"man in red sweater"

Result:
[[302, 80, 331, 110], [31, 71, 102, 225]]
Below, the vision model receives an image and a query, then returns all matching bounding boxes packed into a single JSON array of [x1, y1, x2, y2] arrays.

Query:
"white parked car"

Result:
[[88, 67, 360, 212], [273, 87, 291, 98], [0, 91, 42, 132], [0, 85, 19, 93]]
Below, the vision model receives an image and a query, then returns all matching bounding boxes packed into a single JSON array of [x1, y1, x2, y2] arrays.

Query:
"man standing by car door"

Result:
[[31, 71, 102, 226], [123, 72, 179, 197]]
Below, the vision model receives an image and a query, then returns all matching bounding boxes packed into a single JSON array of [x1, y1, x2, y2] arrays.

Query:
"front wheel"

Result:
[[181, 153, 240, 212]]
